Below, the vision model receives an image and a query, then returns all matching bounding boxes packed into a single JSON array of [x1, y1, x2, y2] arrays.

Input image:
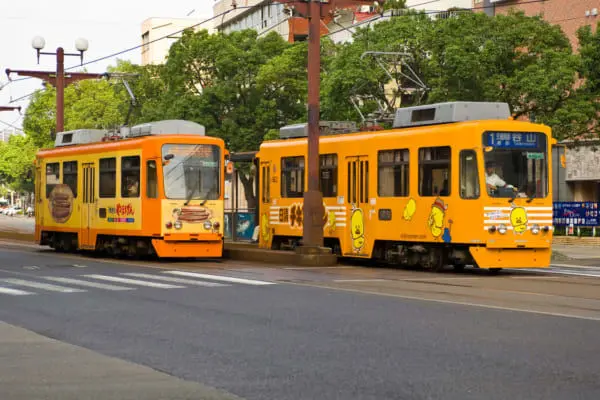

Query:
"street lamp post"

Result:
[[6, 37, 105, 134]]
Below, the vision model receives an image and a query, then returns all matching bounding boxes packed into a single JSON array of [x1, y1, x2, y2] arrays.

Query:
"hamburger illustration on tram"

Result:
[[48, 184, 74, 223]]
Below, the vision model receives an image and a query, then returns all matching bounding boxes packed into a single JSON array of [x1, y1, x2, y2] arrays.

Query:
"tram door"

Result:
[[81, 163, 96, 249], [259, 160, 271, 248], [344, 156, 371, 257]]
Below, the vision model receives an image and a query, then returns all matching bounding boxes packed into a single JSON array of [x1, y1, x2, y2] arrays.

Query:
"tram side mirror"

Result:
[[164, 154, 174, 161]]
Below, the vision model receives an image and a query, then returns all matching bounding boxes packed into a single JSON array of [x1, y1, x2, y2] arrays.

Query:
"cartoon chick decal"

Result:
[[327, 210, 337, 234], [403, 198, 417, 221], [428, 198, 447, 238], [351, 208, 365, 252], [261, 213, 271, 243], [510, 206, 528, 234]]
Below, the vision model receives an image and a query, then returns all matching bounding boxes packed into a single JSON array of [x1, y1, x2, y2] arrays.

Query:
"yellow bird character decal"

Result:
[[510, 206, 528, 234], [403, 198, 417, 221], [261, 213, 271, 243], [351, 208, 365, 252], [427, 198, 447, 239], [327, 210, 337, 234]]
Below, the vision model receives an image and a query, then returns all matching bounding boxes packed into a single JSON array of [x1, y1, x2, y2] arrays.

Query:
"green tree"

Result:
[[0, 135, 37, 193], [140, 29, 306, 209]]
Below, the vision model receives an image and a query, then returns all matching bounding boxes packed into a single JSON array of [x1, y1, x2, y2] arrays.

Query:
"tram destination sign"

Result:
[[485, 132, 539, 149], [553, 202, 600, 227]]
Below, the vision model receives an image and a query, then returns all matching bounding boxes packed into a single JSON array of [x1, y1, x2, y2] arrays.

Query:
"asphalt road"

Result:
[[1, 242, 600, 400]]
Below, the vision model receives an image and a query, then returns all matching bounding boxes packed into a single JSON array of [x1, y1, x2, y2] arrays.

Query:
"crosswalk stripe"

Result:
[[0, 286, 34, 296], [1, 278, 85, 293], [43, 276, 133, 291], [164, 271, 276, 286], [122, 273, 228, 287], [83, 274, 184, 289]]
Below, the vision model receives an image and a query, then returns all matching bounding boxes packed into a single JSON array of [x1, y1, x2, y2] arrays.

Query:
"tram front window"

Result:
[[482, 131, 547, 199], [162, 144, 221, 201]]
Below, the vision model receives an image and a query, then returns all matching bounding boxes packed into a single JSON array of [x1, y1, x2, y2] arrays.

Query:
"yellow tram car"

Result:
[[34, 120, 227, 258], [256, 102, 554, 271]]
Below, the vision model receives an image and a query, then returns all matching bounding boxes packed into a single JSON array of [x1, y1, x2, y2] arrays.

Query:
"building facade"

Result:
[[141, 17, 212, 65], [0, 129, 20, 143], [474, 0, 599, 49], [213, 0, 472, 43]]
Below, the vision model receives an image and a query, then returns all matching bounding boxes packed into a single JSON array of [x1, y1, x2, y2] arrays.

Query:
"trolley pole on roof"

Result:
[[288, 0, 381, 250], [6, 36, 105, 134]]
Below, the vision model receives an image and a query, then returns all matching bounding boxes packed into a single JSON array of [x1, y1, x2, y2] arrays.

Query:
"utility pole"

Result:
[[288, 0, 380, 251], [6, 36, 105, 134]]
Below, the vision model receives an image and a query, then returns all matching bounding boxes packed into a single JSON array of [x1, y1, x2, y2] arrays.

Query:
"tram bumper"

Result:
[[151, 238, 223, 258], [469, 247, 551, 269]]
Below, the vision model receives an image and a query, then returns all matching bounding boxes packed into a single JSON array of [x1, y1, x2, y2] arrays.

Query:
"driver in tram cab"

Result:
[[485, 161, 518, 194]]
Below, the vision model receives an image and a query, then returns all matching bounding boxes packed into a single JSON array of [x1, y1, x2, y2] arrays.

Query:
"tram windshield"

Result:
[[162, 144, 221, 201], [482, 131, 548, 199]]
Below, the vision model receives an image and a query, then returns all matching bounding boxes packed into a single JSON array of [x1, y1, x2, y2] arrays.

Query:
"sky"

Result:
[[0, 0, 215, 131]]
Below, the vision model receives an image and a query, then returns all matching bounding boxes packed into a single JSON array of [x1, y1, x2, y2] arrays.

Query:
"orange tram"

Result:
[[35, 120, 227, 258], [255, 102, 555, 271]]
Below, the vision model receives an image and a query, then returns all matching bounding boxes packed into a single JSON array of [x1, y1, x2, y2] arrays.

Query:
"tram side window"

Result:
[[459, 150, 480, 199], [99, 158, 116, 198], [281, 156, 305, 198], [122, 156, 140, 198], [63, 161, 78, 198], [419, 146, 451, 197], [320, 154, 337, 197], [45, 163, 60, 198], [378, 149, 409, 197], [146, 160, 158, 199]]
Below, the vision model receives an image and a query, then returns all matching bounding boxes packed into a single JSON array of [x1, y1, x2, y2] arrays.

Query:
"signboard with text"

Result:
[[485, 132, 539, 149], [553, 202, 600, 227]]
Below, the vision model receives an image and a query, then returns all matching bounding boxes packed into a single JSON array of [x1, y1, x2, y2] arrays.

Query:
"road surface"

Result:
[[0, 240, 599, 399]]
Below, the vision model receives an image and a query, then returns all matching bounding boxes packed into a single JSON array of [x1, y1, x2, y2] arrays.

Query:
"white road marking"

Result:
[[122, 273, 228, 287], [72, 264, 87, 268], [1, 278, 85, 293], [43, 276, 133, 291], [164, 271, 275, 286], [334, 279, 389, 282], [0, 286, 34, 295], [22, 266, 39, 270], [83, 275, 184, 289]]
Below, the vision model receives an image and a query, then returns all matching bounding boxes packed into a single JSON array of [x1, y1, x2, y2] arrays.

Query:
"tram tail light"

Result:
[[542, 226, 550, 233], [166, 222, 173, 229], [213, 221, 220, 230]]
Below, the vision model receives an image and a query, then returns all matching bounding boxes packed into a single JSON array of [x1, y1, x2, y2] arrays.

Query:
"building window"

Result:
[[99, 158, 116, 198], [320, 154, 337, 197], [460, 150, 480, 199], [378, 149, 409, 197], [146, 160, 158, 199], [63, 161, 78, 198], [419, 146, 451, 196], [45, 163, 60, 198], [281, 156, 304, 198], [121, 156, 140, 198], [142, 31, 149, 54]]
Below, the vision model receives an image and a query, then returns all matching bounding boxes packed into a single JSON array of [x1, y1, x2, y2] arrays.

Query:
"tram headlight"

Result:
[[498, 224, 507, 235], [203, 221, 212, 230], [531, 224, 540, 235], [174, 221, 182, 230]]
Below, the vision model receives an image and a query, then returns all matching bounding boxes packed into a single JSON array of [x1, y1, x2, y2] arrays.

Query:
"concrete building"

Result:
[[0, 129, 20, 143], [474, 0, 599, 49], [141, 17, 213, 65], [213, 0, 472, 44]]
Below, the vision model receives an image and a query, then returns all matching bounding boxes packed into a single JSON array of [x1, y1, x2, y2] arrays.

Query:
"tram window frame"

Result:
[[99, 157, 117, 198], [63, 161, 78, 198], [419, 146, 451, 197], [320, 154, 338, 198], [281, 156, 305, 198], [378, 149, 409, 197], [45, 162, 60, 198], [121, 156, 141, 198], [459, 150, 480, 199], [146, 160, 158, 199], [261, 164, 271, 203]]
